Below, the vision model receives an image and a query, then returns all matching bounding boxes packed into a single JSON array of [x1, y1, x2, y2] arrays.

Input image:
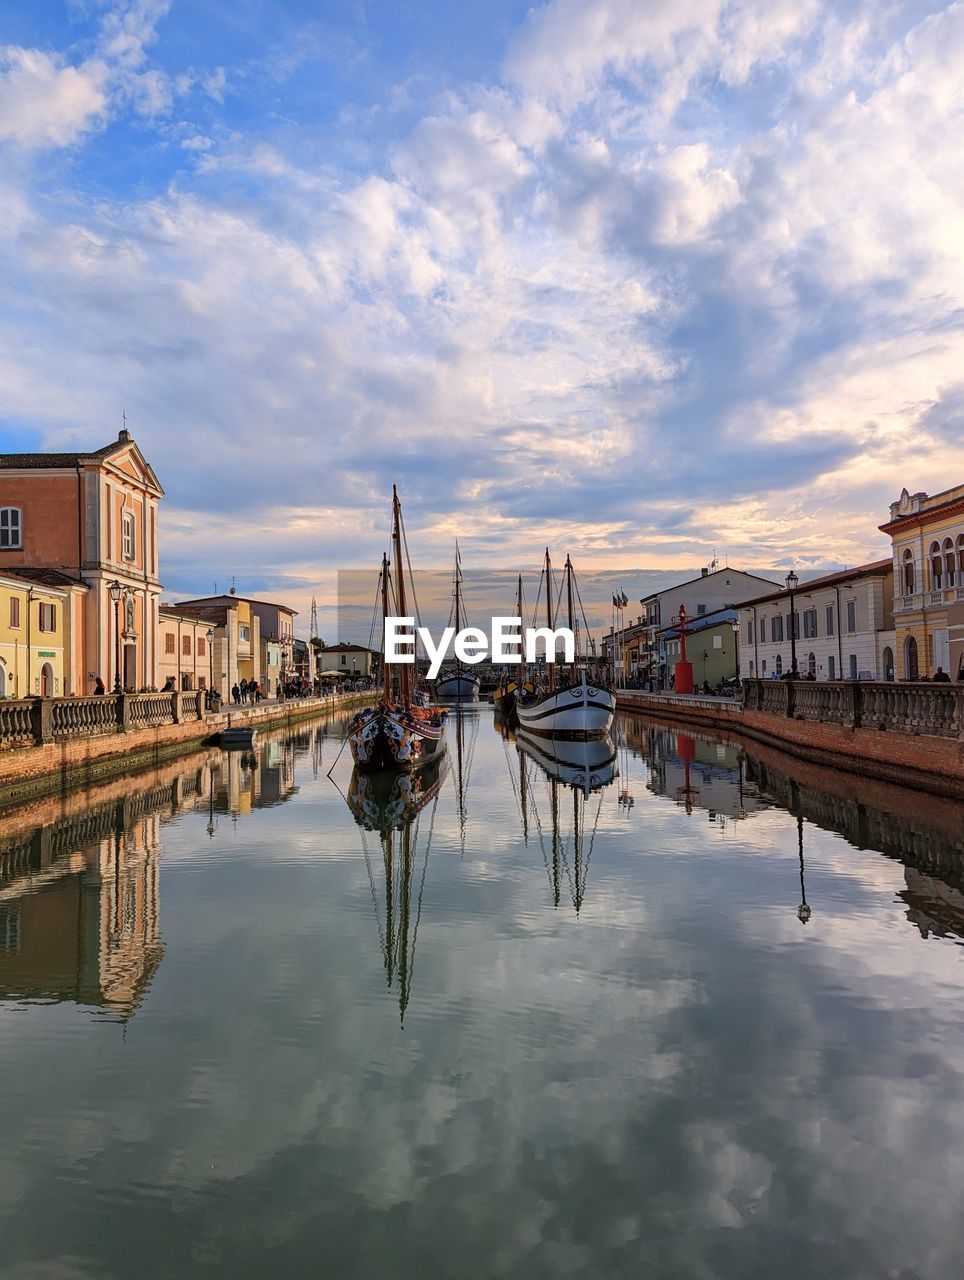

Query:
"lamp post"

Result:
[[731, 618, 741, 681], [785, 570, 799, 678], [207, 628, 214, 703], [797, 813, 811, 924], [109, 580, 123, 693]]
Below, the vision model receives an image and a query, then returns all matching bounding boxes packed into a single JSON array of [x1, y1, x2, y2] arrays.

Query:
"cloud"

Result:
[[0, 47, 107, 147], [0, 0, 962, 635]]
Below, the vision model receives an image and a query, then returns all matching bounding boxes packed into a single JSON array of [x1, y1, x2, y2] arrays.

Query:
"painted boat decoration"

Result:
[[515, 673, 616, 739]]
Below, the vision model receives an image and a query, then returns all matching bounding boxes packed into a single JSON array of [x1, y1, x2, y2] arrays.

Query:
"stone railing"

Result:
[[0, 700, 37, 748], [51, 695, 119, 739], [0, 690, 208, 748], [743, 680, 964, 739]]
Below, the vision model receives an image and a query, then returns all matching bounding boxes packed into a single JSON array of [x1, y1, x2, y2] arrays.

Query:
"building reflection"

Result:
[[0, 720, 338, 1017], [623, 717, 964, 937], [624, 721, 769, 825]]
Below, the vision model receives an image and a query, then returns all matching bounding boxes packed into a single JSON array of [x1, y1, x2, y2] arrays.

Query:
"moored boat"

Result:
[[347, 486, 448, 772], [434, 542, 481, 702], [220, 725, 258, 748], [514, 552, 615, 739]]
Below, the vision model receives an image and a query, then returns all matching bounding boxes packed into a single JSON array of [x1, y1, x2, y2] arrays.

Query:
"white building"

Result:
[[738, 560, 896, 682], [637, 566, 782, 684]]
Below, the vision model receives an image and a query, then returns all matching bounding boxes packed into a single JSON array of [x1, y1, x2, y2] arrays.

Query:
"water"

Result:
[[1, 707, 963, 1279]]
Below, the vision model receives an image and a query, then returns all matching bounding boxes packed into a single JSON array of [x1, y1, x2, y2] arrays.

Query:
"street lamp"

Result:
[[207, 628, 214, 703], [785, 570, 799, 678], [108, 580, 123, 692], [730, 618, 741, 681], [796, 813, 811, 924]]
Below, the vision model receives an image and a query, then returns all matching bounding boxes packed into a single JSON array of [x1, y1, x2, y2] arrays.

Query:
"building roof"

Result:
[[2, 567, 87, 590], [177, 594, 298, 616], [159, 605, 212, 626], [880, 483, 964, 535], [0, 430, 164, 496], [313, 641, 377, 653], [737, 559, 893, 609], [640, 566, 782, 605], [0, 442, 121, 469]]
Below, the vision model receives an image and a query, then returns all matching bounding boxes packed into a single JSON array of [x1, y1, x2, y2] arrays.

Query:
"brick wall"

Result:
[[617, 690, 964, 798]]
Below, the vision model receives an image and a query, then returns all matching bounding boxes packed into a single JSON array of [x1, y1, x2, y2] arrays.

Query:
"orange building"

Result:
[[0, 429, 164, 692]]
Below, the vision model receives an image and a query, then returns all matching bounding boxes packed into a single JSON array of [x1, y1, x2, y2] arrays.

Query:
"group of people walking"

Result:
[[231, 679, 264, 705]]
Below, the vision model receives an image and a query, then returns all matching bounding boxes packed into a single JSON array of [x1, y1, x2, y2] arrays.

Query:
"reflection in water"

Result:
[[515, 732, 617, 913], [0, 719, 343, 1018], [3, 708, 964, 1277], [346, 758, 448, 1024]]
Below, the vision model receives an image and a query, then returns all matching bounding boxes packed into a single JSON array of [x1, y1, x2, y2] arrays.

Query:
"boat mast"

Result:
[[453, 542, 462, 676], [565, 555, 575, 686], [392, 485, 411, 705], [550, 775, 560, 906], [545, 548, 555, 693], [381, 551, 391, 703]]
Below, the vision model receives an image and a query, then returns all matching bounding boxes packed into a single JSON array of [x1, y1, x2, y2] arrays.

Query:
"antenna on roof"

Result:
[[229, 575, 237, 596]]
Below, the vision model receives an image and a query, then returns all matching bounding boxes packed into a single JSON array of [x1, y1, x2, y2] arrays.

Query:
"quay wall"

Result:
[[0, 693, 373, 809], [616, 688, 964, 800]]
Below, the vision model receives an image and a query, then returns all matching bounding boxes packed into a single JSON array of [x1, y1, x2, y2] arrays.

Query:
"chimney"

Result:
[[701, 566, 709, 577]]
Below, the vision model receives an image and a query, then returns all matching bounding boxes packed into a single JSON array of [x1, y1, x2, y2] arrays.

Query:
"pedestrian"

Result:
[[231, 683, 240, 705], [94, 676, 106, 695], [933, 667, 951, 683]]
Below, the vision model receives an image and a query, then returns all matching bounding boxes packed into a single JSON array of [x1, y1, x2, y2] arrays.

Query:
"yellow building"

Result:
[[0, 570, 86, 698], [880, 484, 964, 678]]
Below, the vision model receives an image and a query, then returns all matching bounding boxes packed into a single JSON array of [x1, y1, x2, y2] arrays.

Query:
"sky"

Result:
[[0, 0, 962, 638]]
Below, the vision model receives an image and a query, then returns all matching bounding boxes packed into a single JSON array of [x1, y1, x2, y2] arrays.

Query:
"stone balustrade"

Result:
[[0, 690, 208, 748], [743, 680, 964, 739]]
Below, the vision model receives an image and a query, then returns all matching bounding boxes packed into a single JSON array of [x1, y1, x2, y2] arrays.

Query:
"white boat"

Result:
[[513, 551, 615, 739], [515, 672, 616, 738], [220, 725, 258, 748]]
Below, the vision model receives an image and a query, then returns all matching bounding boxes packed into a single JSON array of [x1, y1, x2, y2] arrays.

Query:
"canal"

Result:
[[1, 706, 963, 1278]]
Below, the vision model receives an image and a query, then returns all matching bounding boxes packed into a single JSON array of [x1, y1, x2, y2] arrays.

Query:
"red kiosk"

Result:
[[672, 603, 694, 695]]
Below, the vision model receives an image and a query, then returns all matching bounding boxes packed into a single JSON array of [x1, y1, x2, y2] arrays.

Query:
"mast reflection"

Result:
[[346, 757, 448, 1025], [515, 731, 617, 913]]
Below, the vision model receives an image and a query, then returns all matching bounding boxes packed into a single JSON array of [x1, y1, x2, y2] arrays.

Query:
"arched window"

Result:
[[0, 507, 21, 549], [931, 540, 943, 590], [807, 651, 816, 676], [958, 534, 964, 577], [902, 548, 915, 595], [945, 537, 957, 588], [775, 654, 783, 676]]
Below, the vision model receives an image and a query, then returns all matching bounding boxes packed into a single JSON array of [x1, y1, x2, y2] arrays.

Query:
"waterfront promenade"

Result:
[[0, 689, 375, 808], [617, 679, 964, 799]]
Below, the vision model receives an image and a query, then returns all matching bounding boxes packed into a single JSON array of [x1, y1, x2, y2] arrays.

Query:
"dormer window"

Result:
[[0, 507, 21, 549], [122, 511, 135, 562]]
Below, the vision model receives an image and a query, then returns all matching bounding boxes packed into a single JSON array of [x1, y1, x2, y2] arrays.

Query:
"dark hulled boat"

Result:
[[348, 486, 448, 772]]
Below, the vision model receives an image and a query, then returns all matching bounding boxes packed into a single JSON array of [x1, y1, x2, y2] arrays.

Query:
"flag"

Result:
[[612, 594, 619, 608], [620, 591, 629, 607]]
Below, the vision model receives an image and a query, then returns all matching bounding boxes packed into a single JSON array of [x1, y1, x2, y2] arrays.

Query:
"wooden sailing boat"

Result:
[[347, 487, 448, 771], [435, 542, 481, 701], [514, 551, 616, 738]]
